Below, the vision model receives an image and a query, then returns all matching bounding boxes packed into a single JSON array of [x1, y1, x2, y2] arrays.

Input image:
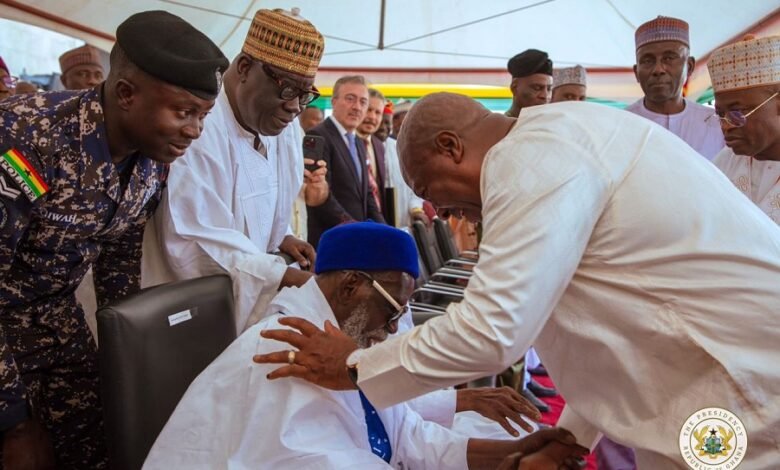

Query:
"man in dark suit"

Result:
[[357, 88, 388, 218], [306, 75, 385, 247]]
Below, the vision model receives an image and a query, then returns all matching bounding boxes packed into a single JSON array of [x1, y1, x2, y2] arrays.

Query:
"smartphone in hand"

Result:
[[302, 135, 325, 172]]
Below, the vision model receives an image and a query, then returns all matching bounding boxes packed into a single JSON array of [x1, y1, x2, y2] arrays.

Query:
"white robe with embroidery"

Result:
[[713, 146, 780, 224], [141, 90, 304, 333], [350, 101, 780, 469], [626, 98, 725, 160], [144, 279, 469, 470]]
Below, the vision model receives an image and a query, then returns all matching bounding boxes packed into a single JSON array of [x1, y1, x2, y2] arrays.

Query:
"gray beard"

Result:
[[340, 303, 386, 349]]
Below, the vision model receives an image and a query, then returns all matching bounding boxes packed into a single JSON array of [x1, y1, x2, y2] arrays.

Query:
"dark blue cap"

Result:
[[315, 222, 419, 278]]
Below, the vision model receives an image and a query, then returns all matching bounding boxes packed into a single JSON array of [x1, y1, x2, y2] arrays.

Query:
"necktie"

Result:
[[359, 391, 392, 463], [346, 132, 362, 183]]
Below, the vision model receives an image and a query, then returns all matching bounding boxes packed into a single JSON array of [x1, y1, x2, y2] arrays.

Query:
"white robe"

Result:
[[144, 278, 469, 470], [141, 90, 304, 333], [384, 138, 425, 227], [713, 147, 780, 224], [349, 101, 780, 468], [626, 98, 725, 160], [394, 315, 537, 438]]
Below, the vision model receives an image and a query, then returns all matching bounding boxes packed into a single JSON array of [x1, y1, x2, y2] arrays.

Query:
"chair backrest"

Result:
[[97, 274, 236, 470], [433, 218, 460, 262], [411, 309, 444, 326], [411, 220, 445, 274]]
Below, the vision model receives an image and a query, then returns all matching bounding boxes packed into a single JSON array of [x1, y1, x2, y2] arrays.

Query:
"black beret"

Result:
[[507, 49, 553, 78], [116, 10, 229, 100]]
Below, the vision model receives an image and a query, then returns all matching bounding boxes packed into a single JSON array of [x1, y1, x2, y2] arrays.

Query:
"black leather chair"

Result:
[[412, 221, 474, 276], [433, 217, 478, 264], [97, 274, 236, 470]]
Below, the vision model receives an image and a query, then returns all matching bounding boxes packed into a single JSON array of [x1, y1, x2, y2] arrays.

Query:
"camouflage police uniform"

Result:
[[0, 87, 167, 468]]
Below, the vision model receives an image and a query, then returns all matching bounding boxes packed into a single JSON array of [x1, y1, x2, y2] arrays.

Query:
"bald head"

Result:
[[397, 93, 490, 173], [396, 92, 515, 222]]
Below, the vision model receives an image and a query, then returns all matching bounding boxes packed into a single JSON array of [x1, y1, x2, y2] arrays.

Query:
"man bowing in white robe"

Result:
[[142, 8, 329, 333], [144, 222, 587, 469], [256, 93, 780, 469], [709, 34, 780, 225]]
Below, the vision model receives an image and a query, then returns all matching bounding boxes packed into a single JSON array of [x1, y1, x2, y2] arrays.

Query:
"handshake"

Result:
[[496, 427, 588, 469]]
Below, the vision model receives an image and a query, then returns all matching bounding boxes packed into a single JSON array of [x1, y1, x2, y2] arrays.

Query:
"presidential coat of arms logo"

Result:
[[679, 407, 747, 469]]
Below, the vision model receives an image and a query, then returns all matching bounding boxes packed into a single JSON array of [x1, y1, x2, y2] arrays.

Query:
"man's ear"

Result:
[[338, 271, 362, 302], [510, 77, 518, 95], [60, 75, 67, 88], [686, 56, 696, 80], [434, 131, 464, 163], [632, 64, 639, 82], [236, 54, 253, 82], [114, 79, 136, 111]]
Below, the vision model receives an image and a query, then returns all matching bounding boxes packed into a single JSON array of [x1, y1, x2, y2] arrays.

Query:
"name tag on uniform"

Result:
[[168, 309, 192, 326]]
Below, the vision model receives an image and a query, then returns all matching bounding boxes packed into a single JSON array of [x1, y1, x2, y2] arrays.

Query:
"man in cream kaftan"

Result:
[[257, 95, 780, 469]]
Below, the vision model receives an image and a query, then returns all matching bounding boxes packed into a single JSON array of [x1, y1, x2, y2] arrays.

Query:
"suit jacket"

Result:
[[306, 118, 385, 247]]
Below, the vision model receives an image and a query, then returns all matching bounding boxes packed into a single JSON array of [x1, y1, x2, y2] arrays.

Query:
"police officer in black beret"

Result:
[[505, 49, 554, 118], [0, 11, 227, 469]]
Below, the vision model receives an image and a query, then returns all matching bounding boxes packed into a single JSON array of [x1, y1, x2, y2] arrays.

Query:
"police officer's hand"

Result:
[[3, 418, 56, 470], [279, 235, 316, 271], [303, 159, 328, 207], [456, 386, 541, 436]]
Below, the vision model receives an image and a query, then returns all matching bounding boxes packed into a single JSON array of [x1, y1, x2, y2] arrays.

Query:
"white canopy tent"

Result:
[[1, 0, 778, 103]]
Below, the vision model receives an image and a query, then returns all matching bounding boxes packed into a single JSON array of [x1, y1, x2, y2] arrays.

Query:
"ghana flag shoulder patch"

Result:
[[0, 148, 49, 202]]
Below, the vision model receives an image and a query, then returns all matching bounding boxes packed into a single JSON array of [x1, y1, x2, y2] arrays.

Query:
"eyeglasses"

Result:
[[708, 92, 779, 128], [1, 76, 18, 89], [262, 63, 320, 106], [354, 271, 409, 329]]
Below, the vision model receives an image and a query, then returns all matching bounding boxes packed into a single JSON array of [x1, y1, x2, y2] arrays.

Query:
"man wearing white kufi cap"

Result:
[[626, 16, 725, 160], [710, 35, 780, 224], [142, 8, 329, 334], [552, 65, 587, 102]]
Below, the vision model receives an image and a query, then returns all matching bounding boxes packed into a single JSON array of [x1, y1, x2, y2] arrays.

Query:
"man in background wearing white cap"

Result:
[[143, 8, 329, 334], [551, 65, 587, 102], [626, 16, 724, 160], [709, 35, 780, 225]]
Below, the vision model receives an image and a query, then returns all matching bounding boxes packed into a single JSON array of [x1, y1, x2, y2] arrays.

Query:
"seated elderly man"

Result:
[[145, 222, 586, 469]]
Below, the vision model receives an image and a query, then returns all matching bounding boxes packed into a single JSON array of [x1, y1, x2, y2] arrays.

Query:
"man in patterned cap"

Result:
[[505, 49, 553, 118], [0, 11, 227, 469], [626, 16, 725, 160], [59, 44, 105, 90], [552, 65, 587, 102], [143, 8, 329, 334], [710, 35, 780, 224]]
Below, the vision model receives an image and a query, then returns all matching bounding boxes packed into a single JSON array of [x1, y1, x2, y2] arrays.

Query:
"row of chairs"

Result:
[[407, 219, 478, 325]]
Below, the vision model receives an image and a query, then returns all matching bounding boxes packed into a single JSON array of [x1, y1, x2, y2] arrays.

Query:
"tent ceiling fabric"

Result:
[[2, 0, 778, 101], [6, 0, 776, 68]]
